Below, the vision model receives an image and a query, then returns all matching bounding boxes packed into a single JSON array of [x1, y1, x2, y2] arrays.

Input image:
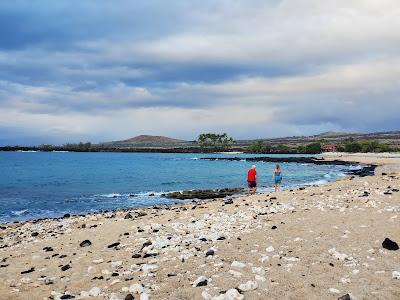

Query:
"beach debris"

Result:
[[382, 238, 399, 250], [79, 239, 92, 247], [238, 280, 258, 292], [192, 276, 208, 287]]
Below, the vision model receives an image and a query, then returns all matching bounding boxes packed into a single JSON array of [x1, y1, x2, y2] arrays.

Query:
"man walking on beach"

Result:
[[247, 165, 257, 195]]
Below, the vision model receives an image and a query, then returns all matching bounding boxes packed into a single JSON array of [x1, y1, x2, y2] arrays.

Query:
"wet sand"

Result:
[[0, 154, 399, 300]]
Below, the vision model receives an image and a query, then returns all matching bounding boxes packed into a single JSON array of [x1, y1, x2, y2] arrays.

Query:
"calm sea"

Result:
[[0, 151, 357, 223]]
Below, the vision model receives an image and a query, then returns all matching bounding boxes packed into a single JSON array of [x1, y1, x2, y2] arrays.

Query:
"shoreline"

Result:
[[0, 154, 399, 299], [0, 159, 375, 225]]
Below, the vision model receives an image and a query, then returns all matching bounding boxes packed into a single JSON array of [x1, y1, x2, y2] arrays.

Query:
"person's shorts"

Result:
[[248, 181, 257, 188], [275, 179, 282, 184]]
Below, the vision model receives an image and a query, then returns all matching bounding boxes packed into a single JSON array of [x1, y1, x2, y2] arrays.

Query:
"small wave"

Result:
[[305, 179, 328, 186], [190, 157, 199, 160], [52, 150, 69, 153], [17, 150, 38, 153], [11, 209, 29, 216], [98, 193, 122, 198]]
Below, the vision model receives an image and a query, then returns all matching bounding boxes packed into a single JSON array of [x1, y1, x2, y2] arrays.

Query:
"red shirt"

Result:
[[247, 169, 256, 182]]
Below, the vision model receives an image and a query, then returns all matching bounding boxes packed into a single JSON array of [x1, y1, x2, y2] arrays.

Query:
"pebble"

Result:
[[192, 276, 208, 287], [89, 286, 101, 297], [338, 294, 351, 300], [382, 238, 399, 250], [238, 280, 258, 292], [80, 240, 92, 247], [93, 259, 104, 264], [266, 246, 274, 252], [231, 261, 246, 268], [329, 288, 340, 294], [393, 271, 400, 279], [216, 289, 244, 300], [129, 283, 144, 294], [125, 294, 135, 300]]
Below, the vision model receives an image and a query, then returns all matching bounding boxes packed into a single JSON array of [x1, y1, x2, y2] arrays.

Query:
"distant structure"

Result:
[[322, 143, 337, 152]]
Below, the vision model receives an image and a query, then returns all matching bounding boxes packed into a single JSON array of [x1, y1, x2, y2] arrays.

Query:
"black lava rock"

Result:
[[124, 213, 133, 219], [217, 236, 226, 241], [31, 232, 39, 237], [21, 267, 35, 274], [43, 246, 54, 252], [80, 240, 92, 247], [61, 264, 71, 271], [60, 295, 74, 299], [196, 279, 208, 287], [63, 213, 71, 218], [125, 294, 135, 300], [132, 253, 141, 258], [382, 238, 399, 250], [224, 199, 234, 205], [338, 294, 351, 300], [271, 225, 277, 230], [205, 249, 215, 256], [107, 242, 120, 248]]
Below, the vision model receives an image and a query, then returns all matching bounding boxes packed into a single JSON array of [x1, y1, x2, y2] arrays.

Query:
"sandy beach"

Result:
[[1, 154, 399, 300]]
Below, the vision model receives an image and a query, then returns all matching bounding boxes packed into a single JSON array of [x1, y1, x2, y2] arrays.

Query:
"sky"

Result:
[[0, 0, 400, 145]]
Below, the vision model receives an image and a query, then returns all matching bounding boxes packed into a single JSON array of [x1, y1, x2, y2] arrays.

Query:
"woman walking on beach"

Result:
[[273, 164, 283, 192]]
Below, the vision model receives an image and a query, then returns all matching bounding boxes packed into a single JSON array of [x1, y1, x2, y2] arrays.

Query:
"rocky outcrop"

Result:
[[163, 188, 244, 200]]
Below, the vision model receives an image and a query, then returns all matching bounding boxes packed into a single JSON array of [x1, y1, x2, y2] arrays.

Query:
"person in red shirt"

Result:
[[247, 165, 257, 195]]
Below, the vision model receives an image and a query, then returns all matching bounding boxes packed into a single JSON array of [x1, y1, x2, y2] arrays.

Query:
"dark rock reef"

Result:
[[163, 188, 245, 200]]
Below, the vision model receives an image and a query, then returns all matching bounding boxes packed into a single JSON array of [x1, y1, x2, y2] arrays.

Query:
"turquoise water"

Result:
[[0, 152, 355, 223]]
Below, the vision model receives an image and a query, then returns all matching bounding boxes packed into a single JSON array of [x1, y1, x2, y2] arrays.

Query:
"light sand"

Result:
[[0, 155, 399, 300]]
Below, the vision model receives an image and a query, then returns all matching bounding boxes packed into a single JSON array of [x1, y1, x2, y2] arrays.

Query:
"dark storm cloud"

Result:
[[0, 0, 399, 145]]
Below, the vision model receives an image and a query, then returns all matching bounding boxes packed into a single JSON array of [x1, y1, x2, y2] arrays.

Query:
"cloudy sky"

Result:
[[1, 0, 399, 145]]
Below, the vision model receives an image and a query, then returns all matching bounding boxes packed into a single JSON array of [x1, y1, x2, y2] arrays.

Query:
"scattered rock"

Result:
[[338, 293, 351, 300], [238, 280, 258, 292], [21, 267, 34, 274], [61, 264, 71, 271], [89, 286, 101, 297], [393, 271, 400, 279], [382, 238, 399, 250], [192, 276, 208, 287], [108, 242, 121, 249], [80, 240, 92, 247], [205, 249, 215, 257], [125, 213, 133, 219], [125, 294, 135, 300]]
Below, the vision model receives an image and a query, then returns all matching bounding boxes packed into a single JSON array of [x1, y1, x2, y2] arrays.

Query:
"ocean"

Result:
[[0, 151, 358, 223]]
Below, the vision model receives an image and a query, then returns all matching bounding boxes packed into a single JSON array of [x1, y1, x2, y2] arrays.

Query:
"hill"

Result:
[[102, 135, 190, 148]]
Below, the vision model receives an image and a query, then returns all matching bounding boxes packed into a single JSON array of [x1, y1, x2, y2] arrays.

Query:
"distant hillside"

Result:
[[235, 130, 400, 148], [102, 135, 191, 148]]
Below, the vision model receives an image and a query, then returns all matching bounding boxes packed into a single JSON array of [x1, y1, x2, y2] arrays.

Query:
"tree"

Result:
[[249, 140, 266, 153], [197, 133, 234, 149], [305, 142, 322, 153]]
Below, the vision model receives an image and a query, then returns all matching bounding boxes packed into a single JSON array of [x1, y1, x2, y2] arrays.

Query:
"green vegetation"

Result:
[[296, 142, 322, 154], [197, 133, 234, 149], [248, 140, 271, 153], [338, 138, 396, 153]]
